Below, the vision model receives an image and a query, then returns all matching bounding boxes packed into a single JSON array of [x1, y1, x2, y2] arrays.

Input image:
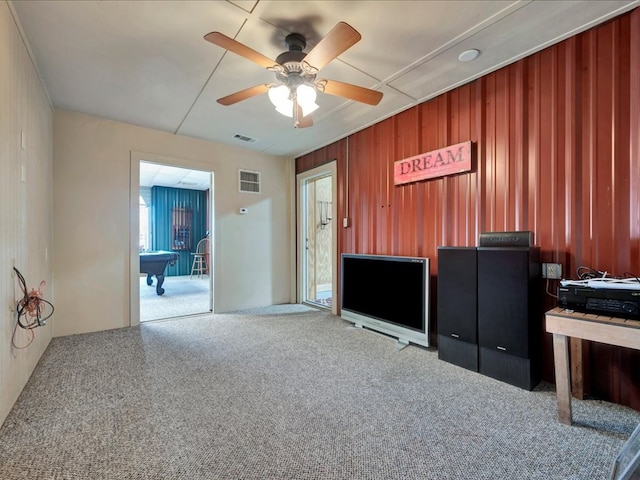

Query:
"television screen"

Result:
[[341, 254, 429, 347]]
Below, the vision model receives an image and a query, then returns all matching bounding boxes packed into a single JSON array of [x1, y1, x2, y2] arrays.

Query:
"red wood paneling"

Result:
[[296, 8, 640, 408]]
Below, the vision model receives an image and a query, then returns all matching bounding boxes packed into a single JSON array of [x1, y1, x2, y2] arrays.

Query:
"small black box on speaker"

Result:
[[479, 231, 534, 247]]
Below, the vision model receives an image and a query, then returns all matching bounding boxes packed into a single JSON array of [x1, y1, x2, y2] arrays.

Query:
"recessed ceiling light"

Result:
[[458, 49, 480, 62]]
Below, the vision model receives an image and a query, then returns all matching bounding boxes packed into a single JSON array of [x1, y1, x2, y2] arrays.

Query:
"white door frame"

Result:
[[129, 151, 215, 326], [296, 161, 337, 315]]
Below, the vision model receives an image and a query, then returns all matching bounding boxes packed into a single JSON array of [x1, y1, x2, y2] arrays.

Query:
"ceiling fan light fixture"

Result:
[[268, 85, 294, 117], [300, 101, 319, 117], [296, 84, 319, 117], [275, 102, 294, 117]]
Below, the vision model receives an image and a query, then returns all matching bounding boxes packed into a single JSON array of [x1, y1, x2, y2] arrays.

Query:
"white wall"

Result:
[[0, 2, 54, 425], [53, 110, 294, 337]]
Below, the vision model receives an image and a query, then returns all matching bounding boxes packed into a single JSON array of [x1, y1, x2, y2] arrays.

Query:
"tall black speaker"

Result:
[[477, 246, 541, 390], [437, 247, 478, 371]]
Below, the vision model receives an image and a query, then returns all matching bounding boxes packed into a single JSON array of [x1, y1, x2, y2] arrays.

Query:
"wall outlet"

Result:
[[542, 263, 563, 279]]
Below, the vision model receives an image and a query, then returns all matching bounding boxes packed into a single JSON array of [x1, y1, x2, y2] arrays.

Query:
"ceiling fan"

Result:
[[204, 22, 383, 128]]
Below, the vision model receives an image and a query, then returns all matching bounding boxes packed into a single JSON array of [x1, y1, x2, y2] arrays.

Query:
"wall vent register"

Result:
[[239, 170, 261, 194]]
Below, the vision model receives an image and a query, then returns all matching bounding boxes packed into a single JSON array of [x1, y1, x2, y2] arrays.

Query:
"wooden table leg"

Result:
[[569, 337, 583, 399], [552, 333, 572, 425]]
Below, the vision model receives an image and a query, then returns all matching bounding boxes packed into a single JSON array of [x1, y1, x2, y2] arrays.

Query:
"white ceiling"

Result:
[[11, 0, 640, 163], [139, 162, 211, 190]]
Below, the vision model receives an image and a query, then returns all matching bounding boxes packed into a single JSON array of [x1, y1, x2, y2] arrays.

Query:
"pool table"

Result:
[[139, 251, 178, 295]]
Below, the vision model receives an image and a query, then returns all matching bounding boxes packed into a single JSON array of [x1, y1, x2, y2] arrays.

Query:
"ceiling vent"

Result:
[[233, 133, 258, 143], [239, 170, 261, 194]]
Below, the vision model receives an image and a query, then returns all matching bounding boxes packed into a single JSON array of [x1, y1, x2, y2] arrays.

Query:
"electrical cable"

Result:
[[563, 265, 640, 289], [11, 321, 34, 349], [576, 265, 606, 280], [11, 267, 54, 348]]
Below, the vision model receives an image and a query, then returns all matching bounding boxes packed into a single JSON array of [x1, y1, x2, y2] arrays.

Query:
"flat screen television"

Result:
[[341, 253, 430, 347]]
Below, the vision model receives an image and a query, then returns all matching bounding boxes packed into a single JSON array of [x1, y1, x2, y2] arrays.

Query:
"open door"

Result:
[[130, 154, 214, 325]]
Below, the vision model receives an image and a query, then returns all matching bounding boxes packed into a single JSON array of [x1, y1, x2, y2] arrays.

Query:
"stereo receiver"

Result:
[[558, 284, 640, 319]]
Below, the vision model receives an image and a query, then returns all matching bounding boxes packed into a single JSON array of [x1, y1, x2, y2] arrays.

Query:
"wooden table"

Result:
[[545, 307, 640, 425]]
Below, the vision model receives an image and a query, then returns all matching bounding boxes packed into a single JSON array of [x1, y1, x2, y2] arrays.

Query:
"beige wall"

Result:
[[1, 0, 294, 425], [53, 110, 294, 337], [0, 2, 54, 425]]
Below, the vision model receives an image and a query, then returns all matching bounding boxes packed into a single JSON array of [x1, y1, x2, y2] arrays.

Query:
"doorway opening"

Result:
[[137, 160, 213, 322], [297, 162, 337, 313]]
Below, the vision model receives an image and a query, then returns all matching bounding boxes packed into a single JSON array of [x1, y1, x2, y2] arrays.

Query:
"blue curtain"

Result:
[[151, 186, 208, 276]]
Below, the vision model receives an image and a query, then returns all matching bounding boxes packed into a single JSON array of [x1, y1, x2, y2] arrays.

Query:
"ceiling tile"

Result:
[[12, 0, 640, 157]]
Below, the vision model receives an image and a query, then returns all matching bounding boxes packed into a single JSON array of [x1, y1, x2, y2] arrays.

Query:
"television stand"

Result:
[[349, 322, 412, 350]]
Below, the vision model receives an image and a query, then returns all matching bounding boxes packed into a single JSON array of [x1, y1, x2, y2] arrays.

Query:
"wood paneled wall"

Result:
[[296, 8, 640, 408]]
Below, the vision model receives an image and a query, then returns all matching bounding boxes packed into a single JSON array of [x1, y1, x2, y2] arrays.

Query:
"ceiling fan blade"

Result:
[[204, 32, 277, 70], [296, 116, 313, 128], [319, 79, 383, 106], [293, 102, 313, 128], [296, 114, 313, 129], [302, 22, 361, 73], [217, 84, 269, 106]]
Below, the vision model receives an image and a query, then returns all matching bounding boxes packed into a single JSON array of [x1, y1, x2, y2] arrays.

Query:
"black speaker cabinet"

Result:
[[477, 247, 541, 390], [437, 247, 478, 371]]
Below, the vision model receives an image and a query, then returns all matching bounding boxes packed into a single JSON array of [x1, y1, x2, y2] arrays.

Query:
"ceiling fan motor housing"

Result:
[[275, 33, 308, 66], [275, 50, 307, 67], [285, 33, 306, 51], [274, 33, 317, 90]]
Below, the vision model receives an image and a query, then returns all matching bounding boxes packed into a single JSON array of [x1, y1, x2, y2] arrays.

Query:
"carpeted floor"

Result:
[[140, 275, 211, 322], [1, 308, 639, 479]]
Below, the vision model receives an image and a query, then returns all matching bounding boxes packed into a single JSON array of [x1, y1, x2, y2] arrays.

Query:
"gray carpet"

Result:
[[1, 308, 639, 479], [140, 275, 211, 322]]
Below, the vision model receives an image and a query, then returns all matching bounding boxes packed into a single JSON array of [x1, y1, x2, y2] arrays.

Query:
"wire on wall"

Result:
[[12, 267, 54, 349]]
